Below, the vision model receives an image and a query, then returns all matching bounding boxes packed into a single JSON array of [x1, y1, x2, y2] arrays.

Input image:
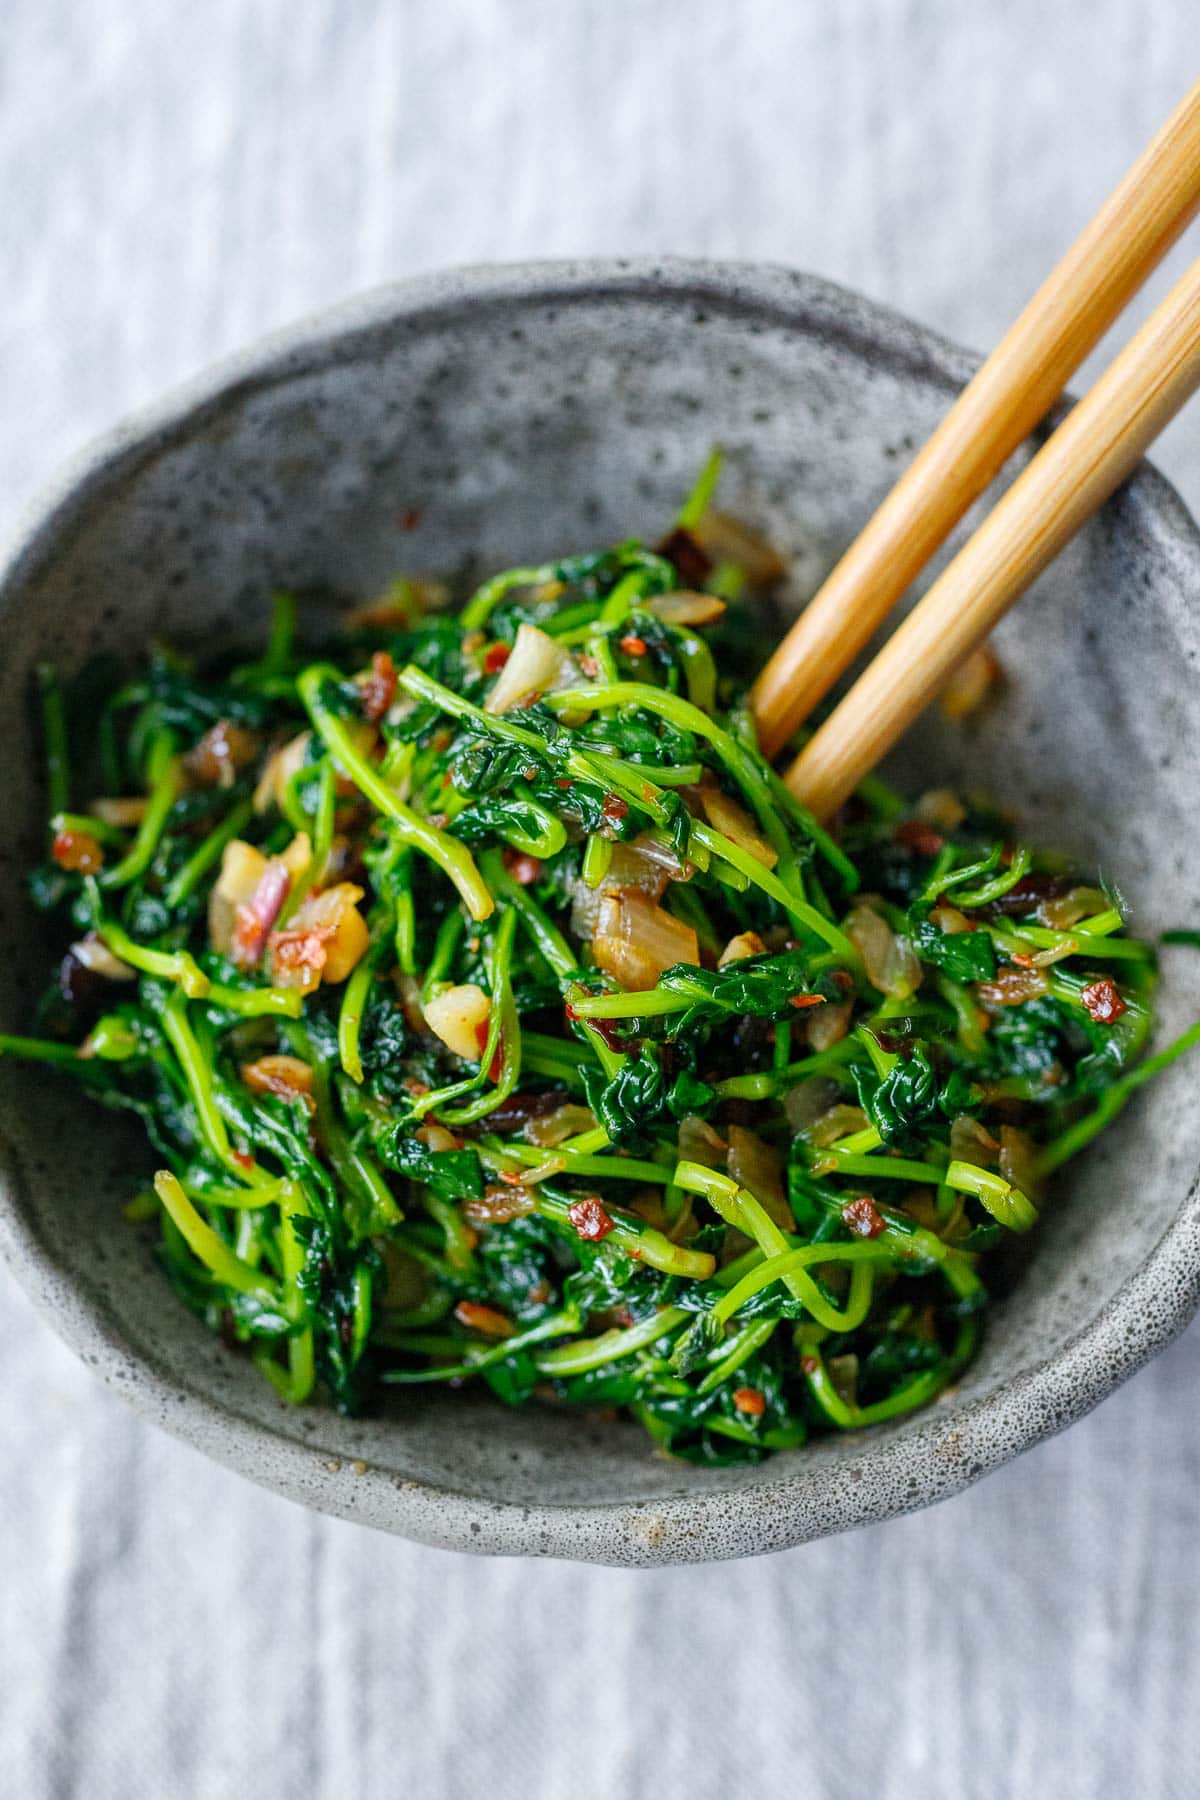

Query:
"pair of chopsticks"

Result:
[[751, 78, 1200, 821]]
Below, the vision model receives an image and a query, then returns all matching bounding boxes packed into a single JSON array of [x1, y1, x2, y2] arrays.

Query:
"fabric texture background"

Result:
[[2, 6, 1198, 1796]]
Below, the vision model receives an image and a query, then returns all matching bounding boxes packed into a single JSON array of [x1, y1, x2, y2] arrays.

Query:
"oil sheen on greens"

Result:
[[12, 459, 1199, 1466]]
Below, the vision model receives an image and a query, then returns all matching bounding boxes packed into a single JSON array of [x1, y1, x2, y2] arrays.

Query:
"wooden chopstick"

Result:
[[785, 253, 1200, 821], [750, 77, 1200, 760]]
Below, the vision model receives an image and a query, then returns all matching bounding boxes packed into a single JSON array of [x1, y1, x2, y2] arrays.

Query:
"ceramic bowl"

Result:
[[2, 261, 1199, 1565]]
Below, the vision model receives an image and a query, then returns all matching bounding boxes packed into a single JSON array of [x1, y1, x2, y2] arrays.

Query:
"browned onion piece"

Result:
[[463, 1186, 536, 1226], [415, 1122, 461, 1154], [186, 719, 261, 789], [808, 1103, 870, 1149], [240, 1054, 315, 1113], [845, 904, 922, 998], [677, 1114, 728, 1168], [805, 996, 854, 1051], [643, 591, 728, 627], [976, 965, 1049, 1007], [999, 1124, 1043, 1199], [484, 623, 567, 714], [524, 1104, 598, 1147], [915, 788, 967, 832], [718, 930, 766, 967], [568, 841, 671, 939], [782, 1077, 842, 1132], [727, 1124, 791, 1229], [940, 644, 1002, 720], [691, 509, 787, 588], [950, 1114, 1000, 1165], [1037, 885, 1109, 930], [698, 785, 777, 869], [91, 796, 150, 828], [70, 932, 137, 982], [592, 889, 699, 991], [930, 902, 974, 935]]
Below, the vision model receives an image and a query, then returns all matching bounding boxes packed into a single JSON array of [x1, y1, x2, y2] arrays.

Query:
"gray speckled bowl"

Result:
[[2, 261, 1199, 1565]]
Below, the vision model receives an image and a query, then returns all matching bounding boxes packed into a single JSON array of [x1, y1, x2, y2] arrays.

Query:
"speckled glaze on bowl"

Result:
[[2, 260, 1199, 1566]]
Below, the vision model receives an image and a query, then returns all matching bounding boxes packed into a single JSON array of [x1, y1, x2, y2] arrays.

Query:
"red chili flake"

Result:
[[568, 1195, 615, 1241], [619, 634, 648, 657], [578, 654, 600, 677], [800, 1355, 821, 1377], [1010, 952, 1036, 969], [432, 729, 454, 753], [232, 862, 291, 968], [231, 1149, 255, 1171], [51, 829, 104, 874], [397, 506, 423, 531], [488, 1043, 504, 1083], [555, 777, 573, 789], [454, 1300, 515, 1338], [483, 641, 511, 674], [474, 1020, 490, 1055], [602, 794, 629, 822], [894, 819, 945, 858], [498, 1170, 527, 1188], [502, 848, 542, 886], [788, 993, 828, 1010], [733, 1386, 766, 1417], [842, 1195, 886, 1239], [359, 650, 397, 721], [1081, 978, 1127, 1025], [522, 767, 540, 781]]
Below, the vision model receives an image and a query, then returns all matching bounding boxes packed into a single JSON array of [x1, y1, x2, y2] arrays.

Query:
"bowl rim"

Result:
[[2, 256, 1199, 1566]]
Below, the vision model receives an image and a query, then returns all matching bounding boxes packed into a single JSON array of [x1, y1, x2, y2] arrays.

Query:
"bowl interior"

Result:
[[2, 264, 1199, 1562]]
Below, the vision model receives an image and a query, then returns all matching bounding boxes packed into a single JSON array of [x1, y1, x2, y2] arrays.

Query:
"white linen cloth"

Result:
[[2, 6, 1198, 1795]]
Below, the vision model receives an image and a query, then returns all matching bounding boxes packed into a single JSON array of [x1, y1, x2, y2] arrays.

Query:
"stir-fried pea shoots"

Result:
[[12, 465, 1200, 1463]]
